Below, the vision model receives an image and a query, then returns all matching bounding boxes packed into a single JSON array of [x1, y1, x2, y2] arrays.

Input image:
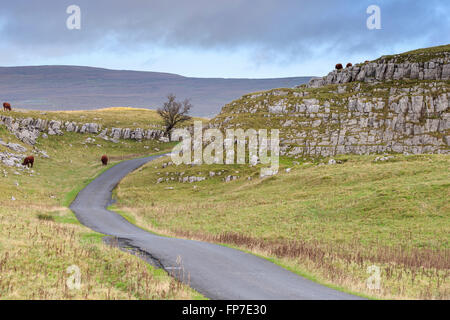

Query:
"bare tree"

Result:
[[157, 93, 192, 134]]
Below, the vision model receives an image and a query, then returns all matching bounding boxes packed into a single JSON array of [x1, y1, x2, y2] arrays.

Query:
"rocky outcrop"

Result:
[[0, 137, 48, 169], [213, 46, 450, 158], [0, 151, 24, 168], [4, 142, 27, 153], [0, 115, 166, 145], [213, 80, 449, 158], [307, 52, 450, 88]]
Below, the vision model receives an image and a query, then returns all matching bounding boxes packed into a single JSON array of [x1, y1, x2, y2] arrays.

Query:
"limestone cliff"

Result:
[[211, 45, 450, 158], [0, 115, 165, 145], [307, 44, 450, 88]]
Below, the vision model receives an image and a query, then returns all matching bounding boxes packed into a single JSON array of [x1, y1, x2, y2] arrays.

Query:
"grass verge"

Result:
[[114, 153, 450, 299]]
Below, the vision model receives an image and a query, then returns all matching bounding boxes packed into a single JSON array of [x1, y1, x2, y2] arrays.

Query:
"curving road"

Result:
[[70, 155, 362, 300]]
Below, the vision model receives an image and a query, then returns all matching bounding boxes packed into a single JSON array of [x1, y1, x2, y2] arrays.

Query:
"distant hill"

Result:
[[0, 65, 311, 117]]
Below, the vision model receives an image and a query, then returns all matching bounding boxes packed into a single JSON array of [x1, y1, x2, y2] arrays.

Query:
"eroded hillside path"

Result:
[[70, 155, 361, 299]]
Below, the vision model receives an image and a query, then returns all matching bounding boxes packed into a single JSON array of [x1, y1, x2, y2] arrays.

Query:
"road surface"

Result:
[[70, 155, 362, 300]]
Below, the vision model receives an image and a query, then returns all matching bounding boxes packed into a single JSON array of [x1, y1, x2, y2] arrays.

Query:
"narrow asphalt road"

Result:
[[70, 155, 362, 300]]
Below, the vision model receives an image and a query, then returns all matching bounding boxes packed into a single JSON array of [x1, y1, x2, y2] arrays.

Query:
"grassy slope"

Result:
[[1, 45, 448, 299], [376, 44, 450, 63], [114, 153, 449, 299], [7, 107, 205, 129], [109, 53, 449, 299], [0, 110, 204, 299]]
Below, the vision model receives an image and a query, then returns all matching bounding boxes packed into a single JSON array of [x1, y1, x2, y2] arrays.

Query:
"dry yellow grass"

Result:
[[0, 207, 198, 299]]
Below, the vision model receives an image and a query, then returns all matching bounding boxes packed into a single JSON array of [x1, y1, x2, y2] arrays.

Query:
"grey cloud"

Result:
[[0, 0, 449, 63]]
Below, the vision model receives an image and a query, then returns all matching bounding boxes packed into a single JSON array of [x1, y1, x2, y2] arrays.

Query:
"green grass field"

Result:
[[114, 154, 449, 299], [0, 109, 204, 299], [1, 105, 448, 300]]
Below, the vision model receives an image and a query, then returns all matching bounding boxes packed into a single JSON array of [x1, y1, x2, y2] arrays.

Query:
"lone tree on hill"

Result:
[[158, 93, 192, 134]]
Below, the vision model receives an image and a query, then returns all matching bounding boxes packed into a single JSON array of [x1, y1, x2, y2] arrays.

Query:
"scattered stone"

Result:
[[374, 155, 394, 162], [36, 150, 50, 158], [260, 169, 277, 178], [224, 175, 239, 182], [6, 143, 27, 153], [0, 116, 165, 145], [179, 176, 206, 183]]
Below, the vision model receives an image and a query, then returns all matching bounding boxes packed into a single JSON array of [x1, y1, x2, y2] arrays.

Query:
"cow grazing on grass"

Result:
[[101, 155, 108, 166], [335, 63, 343, 70], [3, 102, 11, 111], [22, 156, 34, 168], [346, 63, 353, 68]]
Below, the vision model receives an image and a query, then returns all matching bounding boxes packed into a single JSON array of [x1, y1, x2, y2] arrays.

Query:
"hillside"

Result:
[[107, 46, 450, 300], [115, 153, 449, 299], [1, 105, 447, 299], [0, 112, 204, 299], [307, 44, 450, 87], [0, 65, 311, 117], [211, 44, 450, 158], [0, 44, 448, 300]]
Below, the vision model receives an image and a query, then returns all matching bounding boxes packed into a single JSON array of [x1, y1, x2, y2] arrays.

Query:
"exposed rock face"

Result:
[[307, 52, 450, 88], [79, 123, 99, 134], [213, 80, 449, 158], [0, 115, 165, 145], [5, 143, 27, 153], [0, 140, 26, 168], [213, 46, 450, 158], [224, 175, 239, 182], [0, 137, 49, 169], [0, 117, 42, 145], [0, 151, 23, 167], [48, 120, 63, 135], [181, 176, 206, 183]]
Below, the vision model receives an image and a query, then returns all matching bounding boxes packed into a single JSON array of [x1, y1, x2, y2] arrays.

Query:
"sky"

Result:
[[0, 0, 449, 78]]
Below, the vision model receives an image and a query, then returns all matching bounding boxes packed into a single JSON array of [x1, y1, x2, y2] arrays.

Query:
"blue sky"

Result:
[[0, 0, 449, 78]]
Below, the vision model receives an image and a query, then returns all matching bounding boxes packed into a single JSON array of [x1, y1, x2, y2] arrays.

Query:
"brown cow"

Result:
[[101, 155, 108, 166], [3, 102, 11, 111], [335, 63, 343, 70], [22, 156, 34, 168], [346, 63, 353, 68]]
